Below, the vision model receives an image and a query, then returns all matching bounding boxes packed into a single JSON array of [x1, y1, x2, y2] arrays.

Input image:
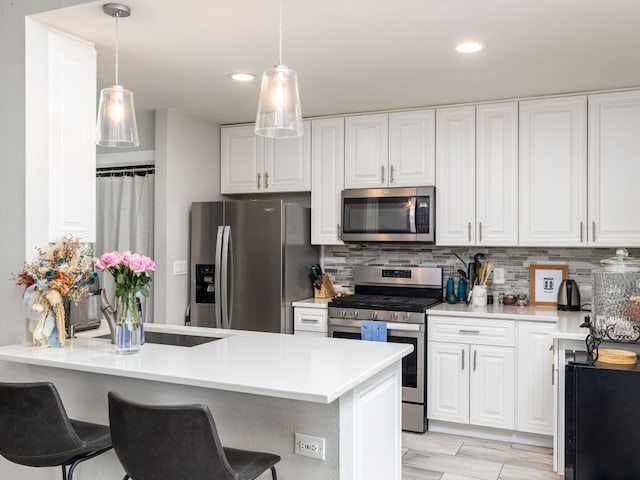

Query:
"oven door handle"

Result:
[[329, 318, 422, 332]]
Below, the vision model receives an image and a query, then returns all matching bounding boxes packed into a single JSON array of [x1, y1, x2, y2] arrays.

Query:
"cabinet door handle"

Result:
[[390, 165, 395, 183], [337, 224, 341, 240], [478, 222, 482, 242], [301, 317, 319, 323], [468, 222, 472, 243], [580, 221, 584, 243], [473, 349, 477, 372], [592, 221, 596, 243], [551, 364, 555, 385], [381, 165, 385, 184], [459, 329, 480, 335], [462, 349, 465, 371], [257, 173, 261, 189], [265, 172, 269, 189]]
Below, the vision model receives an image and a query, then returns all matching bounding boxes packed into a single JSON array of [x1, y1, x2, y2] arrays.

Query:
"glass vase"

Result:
[[116, 291, 142, 355]]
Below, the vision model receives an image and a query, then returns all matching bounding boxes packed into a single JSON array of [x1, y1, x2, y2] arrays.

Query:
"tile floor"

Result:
[[402, 431, 561, 480]]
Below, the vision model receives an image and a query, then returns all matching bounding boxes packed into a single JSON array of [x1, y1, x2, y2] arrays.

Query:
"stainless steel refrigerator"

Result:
[[189, 200, 318, 333]]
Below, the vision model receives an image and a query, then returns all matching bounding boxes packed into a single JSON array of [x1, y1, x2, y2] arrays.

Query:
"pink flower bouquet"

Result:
[[95, 251, 155, 299]]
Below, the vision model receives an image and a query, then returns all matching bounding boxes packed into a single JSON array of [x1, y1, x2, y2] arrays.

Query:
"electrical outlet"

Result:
[[294, 433, 325, 460], [172, 260, 188, 276], [493, 267, 505, 284]]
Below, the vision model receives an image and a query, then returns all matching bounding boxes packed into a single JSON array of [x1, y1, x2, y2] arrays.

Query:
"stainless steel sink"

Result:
[[95, 331, 222, 347]]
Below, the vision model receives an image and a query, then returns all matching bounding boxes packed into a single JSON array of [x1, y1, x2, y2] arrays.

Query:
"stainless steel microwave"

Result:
[[341, 186, 435, 242]]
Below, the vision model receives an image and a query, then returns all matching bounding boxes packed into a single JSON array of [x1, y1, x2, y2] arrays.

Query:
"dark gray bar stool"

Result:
[[0, 382, 112, 480], [108, 391, 280, 480]]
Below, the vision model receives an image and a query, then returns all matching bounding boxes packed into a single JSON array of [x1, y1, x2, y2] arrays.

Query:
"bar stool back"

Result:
[[108, 391, 280, 480], [0, 382, 112, 479]]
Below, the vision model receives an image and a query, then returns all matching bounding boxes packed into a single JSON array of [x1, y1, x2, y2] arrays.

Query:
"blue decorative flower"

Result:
[[57, 257, 64, 265], [45, 271, 54, 279]]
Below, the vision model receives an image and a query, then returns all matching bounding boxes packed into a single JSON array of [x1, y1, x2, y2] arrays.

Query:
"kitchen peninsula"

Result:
[[0, 324, 411, 480]]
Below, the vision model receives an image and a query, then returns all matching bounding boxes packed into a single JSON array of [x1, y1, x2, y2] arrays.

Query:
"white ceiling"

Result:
[[34, 0, 640, 126]]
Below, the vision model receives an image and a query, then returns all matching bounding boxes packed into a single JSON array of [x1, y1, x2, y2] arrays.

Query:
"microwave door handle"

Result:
[[409, 199, 416, 233], [214, 226, 224, 329]]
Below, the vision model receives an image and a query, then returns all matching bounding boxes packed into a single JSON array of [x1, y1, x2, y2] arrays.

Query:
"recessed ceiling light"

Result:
[[228, 72, 256, 82], [455, 42, 486, 53]]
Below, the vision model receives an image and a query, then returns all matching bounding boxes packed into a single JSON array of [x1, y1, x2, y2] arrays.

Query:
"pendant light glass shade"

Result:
[[96, 3, 139, 147], [255, 64, 303, 138], [96, 85, 139, 147]]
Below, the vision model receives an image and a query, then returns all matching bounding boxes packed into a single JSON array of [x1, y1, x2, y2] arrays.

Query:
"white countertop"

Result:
[[429, 303, 584, 323], [429, 303, 590, 340], [0, 324, 410, 404], [291, 297, 332, 308]]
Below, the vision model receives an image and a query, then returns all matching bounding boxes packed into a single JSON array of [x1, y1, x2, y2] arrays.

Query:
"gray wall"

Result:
[[0, 0, 93, 346]]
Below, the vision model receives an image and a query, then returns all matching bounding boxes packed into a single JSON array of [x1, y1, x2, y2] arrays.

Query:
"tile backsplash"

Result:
[[322, 244, 640, 303]]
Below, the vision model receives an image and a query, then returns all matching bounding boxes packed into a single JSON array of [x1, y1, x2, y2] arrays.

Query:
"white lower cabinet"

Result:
[[428, 342, 469, 424], [428, 316, 516, 430], [517, 321, 555, 435], [469, 345, 516, 429], [293, 306, 328, 336]]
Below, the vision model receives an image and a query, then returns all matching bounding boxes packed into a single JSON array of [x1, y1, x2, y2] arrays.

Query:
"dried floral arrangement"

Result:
[[12, 234, 97, 347]]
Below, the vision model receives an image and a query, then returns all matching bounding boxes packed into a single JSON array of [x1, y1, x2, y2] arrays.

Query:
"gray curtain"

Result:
[[95, 173, 155, 323]]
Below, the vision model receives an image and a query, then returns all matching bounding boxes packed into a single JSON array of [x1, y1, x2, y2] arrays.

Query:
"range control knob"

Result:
[[404, 312, 411, 321], [391, 312, 398, 321], [352, 310, 359, 319], [340, 309, 347, 318], [370, 311, 378, 320]]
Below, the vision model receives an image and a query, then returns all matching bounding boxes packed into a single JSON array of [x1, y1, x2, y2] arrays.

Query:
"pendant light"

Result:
[[255, 1, 303, 138], [96, 3, 139, 147]]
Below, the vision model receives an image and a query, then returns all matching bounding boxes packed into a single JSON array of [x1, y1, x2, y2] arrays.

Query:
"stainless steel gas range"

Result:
[[328, 265, 443, 433]]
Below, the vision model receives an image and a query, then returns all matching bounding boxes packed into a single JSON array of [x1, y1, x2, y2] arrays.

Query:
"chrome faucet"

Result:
[[99, 289, 117, 344]]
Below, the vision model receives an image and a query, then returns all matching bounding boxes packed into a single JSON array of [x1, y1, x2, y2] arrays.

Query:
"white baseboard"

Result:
[[428, 420, 553, 448]]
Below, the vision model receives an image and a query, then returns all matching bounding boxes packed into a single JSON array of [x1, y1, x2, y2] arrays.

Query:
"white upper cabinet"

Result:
[[388, 110, 436, 187], [344, 111, 436, 189], [311, 117, 345, 245], [476, 103, 519, 246], [265, 121, 311, 192], [221, 122, 311, 194], [588, 91, 640, 247], [519, 96, 587, 246], [344, 114, 389, 188], [436, 106, 476, 246], [26, 22, 97, 247], [221, 125, 260, 193]]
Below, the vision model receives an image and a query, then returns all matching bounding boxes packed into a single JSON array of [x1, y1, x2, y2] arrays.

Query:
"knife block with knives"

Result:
[[309, 264, 337, 298]]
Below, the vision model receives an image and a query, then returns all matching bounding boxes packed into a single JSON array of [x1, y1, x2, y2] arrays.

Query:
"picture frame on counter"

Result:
[[529, 264, 568, 306]]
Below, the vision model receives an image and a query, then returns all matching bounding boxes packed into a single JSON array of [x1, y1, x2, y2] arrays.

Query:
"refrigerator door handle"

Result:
[[221, 226, 231, 330], [227, 227, 234, 330], [214, 226, 225, 329]]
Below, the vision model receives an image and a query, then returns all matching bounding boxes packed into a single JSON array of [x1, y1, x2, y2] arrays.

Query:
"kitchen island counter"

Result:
[[0, 324, 409, 480], [0, 323, 409, 404]]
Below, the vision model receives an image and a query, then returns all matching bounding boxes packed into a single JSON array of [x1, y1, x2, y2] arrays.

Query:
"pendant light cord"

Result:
[[278, 0, 283, 65], [114, 13, 120, 85]]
